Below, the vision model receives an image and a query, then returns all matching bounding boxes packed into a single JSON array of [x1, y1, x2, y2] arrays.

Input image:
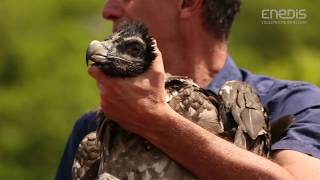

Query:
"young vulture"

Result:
[[72, 22, 289, 180]]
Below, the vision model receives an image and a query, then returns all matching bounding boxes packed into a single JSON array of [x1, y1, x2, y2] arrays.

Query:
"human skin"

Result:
[[88, 0, 320, 179]]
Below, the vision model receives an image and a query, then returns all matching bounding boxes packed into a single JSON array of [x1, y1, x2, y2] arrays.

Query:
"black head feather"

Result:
[[86, 22, 156, 77]]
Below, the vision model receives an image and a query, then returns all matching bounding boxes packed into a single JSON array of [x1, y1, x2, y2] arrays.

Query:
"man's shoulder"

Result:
[[241, 68, 320, 100], [73, 110, 98, 135], [240, 70, 320, 158], [55, 110, 99, 180], [242, 69, 320, 118]]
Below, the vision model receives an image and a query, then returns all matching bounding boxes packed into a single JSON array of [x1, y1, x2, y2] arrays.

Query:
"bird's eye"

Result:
[[125, 42, 143, 58]]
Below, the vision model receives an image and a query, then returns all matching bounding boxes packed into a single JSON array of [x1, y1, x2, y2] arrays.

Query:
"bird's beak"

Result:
[[86, 40, 107, 66]]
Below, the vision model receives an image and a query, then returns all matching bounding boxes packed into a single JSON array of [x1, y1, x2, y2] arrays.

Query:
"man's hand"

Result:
[[272, 150, 320, 180], [88, 44, 171, 136]]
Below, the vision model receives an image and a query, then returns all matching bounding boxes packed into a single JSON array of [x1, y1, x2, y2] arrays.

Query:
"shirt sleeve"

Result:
[[266, 81, 320, 158], [55, 112, 97, 180]]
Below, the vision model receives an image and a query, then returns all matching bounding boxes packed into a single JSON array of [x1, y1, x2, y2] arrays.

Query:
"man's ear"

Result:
[[179, 0, 203, 19]]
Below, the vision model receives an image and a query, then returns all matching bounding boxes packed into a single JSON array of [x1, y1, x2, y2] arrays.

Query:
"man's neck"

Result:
[[159, 26, 228, 87]]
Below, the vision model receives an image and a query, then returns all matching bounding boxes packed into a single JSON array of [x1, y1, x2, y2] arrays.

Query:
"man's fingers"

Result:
[[88, 66, 110, 96], [88, 66, 100, 78], [88, 66, 108, 84], [149, 39, 165, 73]]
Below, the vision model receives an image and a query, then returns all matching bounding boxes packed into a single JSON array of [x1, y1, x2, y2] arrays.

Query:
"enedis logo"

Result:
[[261, 9, 307, 25]]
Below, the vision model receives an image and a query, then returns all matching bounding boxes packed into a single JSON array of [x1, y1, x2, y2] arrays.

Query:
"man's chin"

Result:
[[112, 21, 124, 32], [112, 26, 118, 33], [113, 20, 136, 32]]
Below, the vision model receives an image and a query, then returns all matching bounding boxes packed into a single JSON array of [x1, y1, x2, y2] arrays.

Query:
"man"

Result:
[[56, 0, 320, 179]]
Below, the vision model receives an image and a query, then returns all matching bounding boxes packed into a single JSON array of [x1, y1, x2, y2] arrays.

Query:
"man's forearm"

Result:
[[143, 107, 295, 180]]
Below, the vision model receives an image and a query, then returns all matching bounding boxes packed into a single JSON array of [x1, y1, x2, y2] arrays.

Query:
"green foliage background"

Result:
[[0, 0, 319, 179]]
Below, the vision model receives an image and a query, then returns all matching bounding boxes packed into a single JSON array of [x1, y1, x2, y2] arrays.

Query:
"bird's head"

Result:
[[86, 22, 156, 77]]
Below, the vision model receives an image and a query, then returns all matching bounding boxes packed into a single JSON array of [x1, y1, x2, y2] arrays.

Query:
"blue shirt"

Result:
[[55, 57, 320, 180]]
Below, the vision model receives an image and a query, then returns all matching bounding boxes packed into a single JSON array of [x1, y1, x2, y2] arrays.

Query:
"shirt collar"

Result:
[[206, 56, 242, 93]]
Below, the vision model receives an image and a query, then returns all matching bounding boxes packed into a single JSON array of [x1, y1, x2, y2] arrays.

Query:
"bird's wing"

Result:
[[72, 131, 102, 180], [97, 114, 197, 180], [218, 81, 271, 157], [165, 75, 223, 134]]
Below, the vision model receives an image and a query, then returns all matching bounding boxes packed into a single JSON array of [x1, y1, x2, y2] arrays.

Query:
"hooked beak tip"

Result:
[[86, 40, 101, 66], [86, 48, 91, 66]]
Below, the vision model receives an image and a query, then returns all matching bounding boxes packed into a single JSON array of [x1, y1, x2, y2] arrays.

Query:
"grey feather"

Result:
[[219, 81, 270, 157]]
